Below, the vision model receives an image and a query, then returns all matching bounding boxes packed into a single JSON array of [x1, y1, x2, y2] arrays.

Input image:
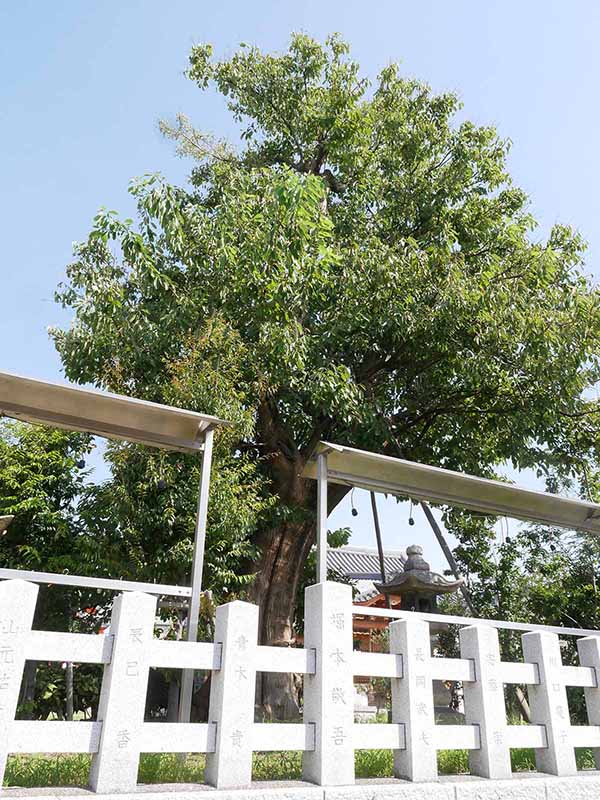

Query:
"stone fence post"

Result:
[[302, 581, 354, 786], [522, 630, 576, 776], [390, 617, 436, 782], [205, 600, 259, 789], [460, 624, 511, 779], [90, 591, 157, 793], [577, 635, 600, 769], [0, 580, 38, 788]]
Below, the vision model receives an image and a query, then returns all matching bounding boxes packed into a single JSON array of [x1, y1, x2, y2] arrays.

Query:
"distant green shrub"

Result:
[[4, 747, 598, 788]]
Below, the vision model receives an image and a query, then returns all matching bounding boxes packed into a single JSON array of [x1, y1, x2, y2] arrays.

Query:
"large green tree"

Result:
[[52, 34, 600, 715], [76, 320, 271, 610], [0, 420, 94, 618], [0, 420, 101, 718]]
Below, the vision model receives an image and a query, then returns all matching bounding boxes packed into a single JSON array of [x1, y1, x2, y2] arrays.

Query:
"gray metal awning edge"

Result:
[[303, 441, 600, 535], [0, 371, 231, 453]]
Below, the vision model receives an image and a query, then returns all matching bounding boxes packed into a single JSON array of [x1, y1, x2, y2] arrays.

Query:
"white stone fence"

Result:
[[1, 578, 600, 793]]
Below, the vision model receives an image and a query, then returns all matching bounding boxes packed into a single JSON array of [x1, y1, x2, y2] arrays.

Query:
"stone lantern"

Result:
[[375, 544, 465, 721], [374, 544, 463, 612]]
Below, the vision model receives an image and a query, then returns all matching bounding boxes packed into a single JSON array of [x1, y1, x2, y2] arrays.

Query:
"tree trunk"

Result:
[[515, 685, 531, 723], [249, 418, 350, 718], [167, 679, 180, 722], [65, 662, 74, 721], [18, 660, 37, 719], [251, 516, 314, 719]]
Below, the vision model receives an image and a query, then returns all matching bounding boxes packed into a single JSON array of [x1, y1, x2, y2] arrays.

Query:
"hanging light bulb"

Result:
[[408, 499, 415, 526], [351, 488, 358, 517], [0, 516, 13, 535]]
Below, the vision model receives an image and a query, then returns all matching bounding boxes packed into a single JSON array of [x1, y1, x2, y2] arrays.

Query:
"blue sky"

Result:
[[1, 1, 599, 569]]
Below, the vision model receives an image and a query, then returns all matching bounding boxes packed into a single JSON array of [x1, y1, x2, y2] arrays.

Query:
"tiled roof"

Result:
[[327, 545, 406, 581], [354, 584, 381, 603]]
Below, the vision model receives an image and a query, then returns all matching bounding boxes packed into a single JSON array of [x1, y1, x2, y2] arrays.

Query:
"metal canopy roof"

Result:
[[304, 442, 600, 535], [0, 371, 229, 453]]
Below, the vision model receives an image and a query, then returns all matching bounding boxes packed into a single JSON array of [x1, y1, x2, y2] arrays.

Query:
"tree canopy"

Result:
[[50, 33, 600, 715], [0, 420, 93, 596]]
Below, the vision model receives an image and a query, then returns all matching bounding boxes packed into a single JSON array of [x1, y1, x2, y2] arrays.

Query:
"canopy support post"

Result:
[[419, 500, 477, 616], [370, 491, 390, 609], [179, 427, 215, 723], [316, 453, 328, 584]]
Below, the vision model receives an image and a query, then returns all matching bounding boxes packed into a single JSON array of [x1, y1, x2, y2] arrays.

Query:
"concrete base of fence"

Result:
[[5, 773, 600, 800]]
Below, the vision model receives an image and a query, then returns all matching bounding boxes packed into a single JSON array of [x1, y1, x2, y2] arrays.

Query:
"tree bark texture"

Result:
[[249, 416, 349, 718], [251, 516, 315, 719]]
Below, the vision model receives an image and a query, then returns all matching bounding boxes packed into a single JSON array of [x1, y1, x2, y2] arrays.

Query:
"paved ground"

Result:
[[5, 772, 600, 799]]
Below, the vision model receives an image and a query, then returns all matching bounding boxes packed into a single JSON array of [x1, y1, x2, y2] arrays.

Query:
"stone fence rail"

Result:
[[1, 578, 600, 794]]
